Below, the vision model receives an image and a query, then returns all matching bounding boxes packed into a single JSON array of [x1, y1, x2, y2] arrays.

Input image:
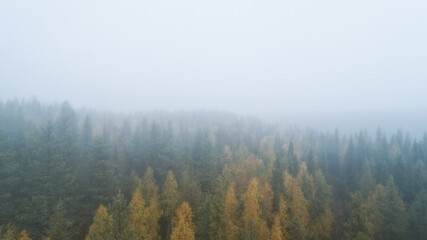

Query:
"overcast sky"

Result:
[[1, 0, 427, 116]]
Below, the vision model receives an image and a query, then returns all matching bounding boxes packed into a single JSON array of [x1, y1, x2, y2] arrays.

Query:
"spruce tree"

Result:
[[109, 190, 134, 240]]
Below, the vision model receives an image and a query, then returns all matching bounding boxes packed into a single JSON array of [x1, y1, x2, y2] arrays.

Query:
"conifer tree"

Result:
[[179, 171, 202, 212], [86, 204, 112, 240], [48, 200, 71, 240], [141, 167, 162, 240], [129, 187, 148, 239], [141, 167, 159, 204], [270, 215, 283, 240], [170, 202, 195, 240], [109, 190, 134, 240], [241, 178, 270, 240], [161, 171, 180, 239], [19, 230, 31, 240], [284, 170, 309, 237], [408, 190, 427, 240], [224, 183, 239, 240], [0, 224, 19, 240], [344, 192, 372, 240], [145, 195, 162, 240], [279, 197, 290, 240]]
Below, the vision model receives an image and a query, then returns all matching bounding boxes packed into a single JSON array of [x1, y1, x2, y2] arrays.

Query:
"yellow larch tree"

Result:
[[129, 187, 148, 239], [170, 202, 195, 240], [145, 195, 162, 240], [224, 183, 239, 240], [241, 178, 270, 240], [314, 208, 333, 240], [270, 215, 283, 240], [161, 171, 180, 239], [19, 230, 31, 240], [141, 167, 162, 240], [284, 170, 309, 238], [279, 197, 290, 240], [86, 204, 112, 240]]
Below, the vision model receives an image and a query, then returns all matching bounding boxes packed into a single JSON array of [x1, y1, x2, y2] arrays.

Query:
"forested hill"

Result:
[[1, 100, 427, 240]]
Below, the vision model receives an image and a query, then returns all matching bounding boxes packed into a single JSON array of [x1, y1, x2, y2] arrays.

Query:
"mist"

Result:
[[1, 0, 427, 133]]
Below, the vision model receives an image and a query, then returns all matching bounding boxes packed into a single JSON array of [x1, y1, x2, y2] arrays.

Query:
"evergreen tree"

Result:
[[272, 136, 285, 212], [287, 142, 299, 177], [408, 190, 427, 240], [48, 200, 71, 240], [109, 190, 134, 240], [344, 192, 372, 240]]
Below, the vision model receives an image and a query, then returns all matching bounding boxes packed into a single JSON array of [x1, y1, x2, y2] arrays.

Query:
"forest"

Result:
[[0, 99, 426, 240]]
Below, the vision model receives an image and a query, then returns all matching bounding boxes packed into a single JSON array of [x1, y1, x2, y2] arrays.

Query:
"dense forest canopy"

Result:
[[1, 99, 427, 240]]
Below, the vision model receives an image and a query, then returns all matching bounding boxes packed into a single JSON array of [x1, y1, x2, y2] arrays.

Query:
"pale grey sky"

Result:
[[1, 0, 427, 116]]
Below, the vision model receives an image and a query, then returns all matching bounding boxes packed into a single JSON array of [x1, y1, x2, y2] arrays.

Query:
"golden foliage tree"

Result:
[[129, 188, 148, 239], [145, 195, 162, 240], [314, 208, 333, 240], [141, 167, 159, 204], [19, 230, 32, 240], [170, 202, 195, 240], [241, 178, 270, 240], [225, 183, 239, 240], [270, 215, 283, 240], [86, 204, 112, 240], [162, 171, 180, 238], [284, 170, 309, 238], [279, 197, 290, 240], [141, 167, 162, 240]]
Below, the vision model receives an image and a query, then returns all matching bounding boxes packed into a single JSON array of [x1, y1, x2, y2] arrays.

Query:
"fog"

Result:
[[1, 0, 427, 135]]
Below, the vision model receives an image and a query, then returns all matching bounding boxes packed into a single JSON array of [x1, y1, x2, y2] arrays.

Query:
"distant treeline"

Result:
[[0, 99, 426, 240]]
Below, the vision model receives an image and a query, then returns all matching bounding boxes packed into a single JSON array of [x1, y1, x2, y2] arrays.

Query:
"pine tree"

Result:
[[109, 190, 134, 240], [88, 136, 115, 207], [48, 200, 72, 240], [86, 204, 112, 240], [344, 192, 372, 240], [408, 190, 427, 240], [287, 142, 299, 177], [179, 171, 202, 213], [170, 202, 195, 240]]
